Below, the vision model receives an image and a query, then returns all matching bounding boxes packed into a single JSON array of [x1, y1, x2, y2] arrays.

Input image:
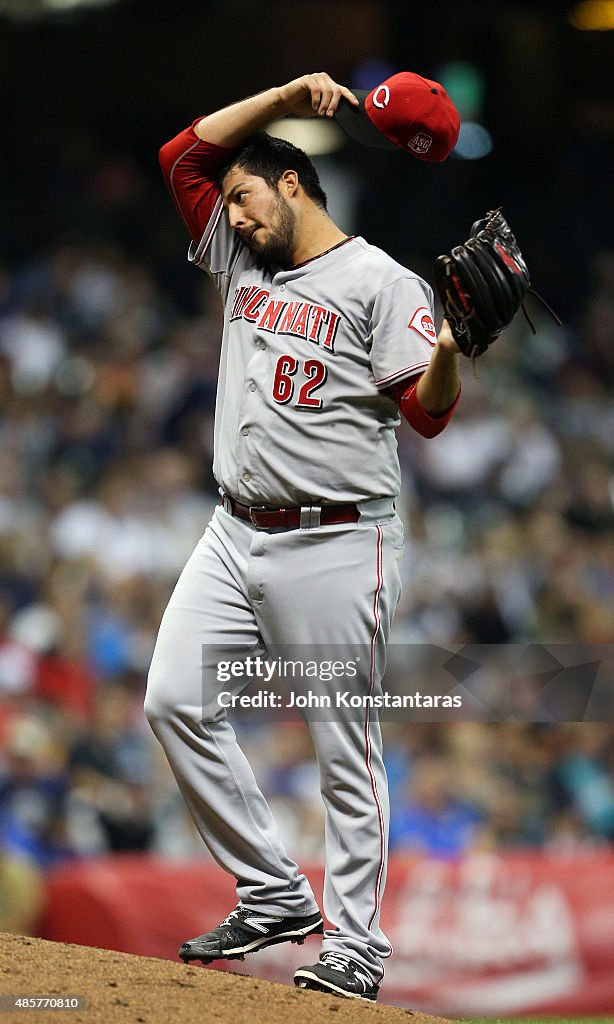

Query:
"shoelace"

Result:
[[219, 906, 245, 927], [320, 952, 354, 973]]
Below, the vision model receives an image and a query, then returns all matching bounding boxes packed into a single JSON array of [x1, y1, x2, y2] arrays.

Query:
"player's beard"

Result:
[[251, 192, 296, 269]]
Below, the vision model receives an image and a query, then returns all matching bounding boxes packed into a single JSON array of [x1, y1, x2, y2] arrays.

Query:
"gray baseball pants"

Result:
[[144, 500, 403, 982]]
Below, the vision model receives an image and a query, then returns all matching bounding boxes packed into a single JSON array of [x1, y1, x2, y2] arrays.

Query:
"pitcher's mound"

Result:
[[1, 933, 454, 1024]]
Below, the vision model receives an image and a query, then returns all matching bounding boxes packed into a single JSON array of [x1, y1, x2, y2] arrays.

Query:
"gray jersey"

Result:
[[189, 207, 437, 506]]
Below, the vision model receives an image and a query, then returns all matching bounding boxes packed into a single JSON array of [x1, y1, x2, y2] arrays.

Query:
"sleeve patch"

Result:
[[408, 306, 437, 345]]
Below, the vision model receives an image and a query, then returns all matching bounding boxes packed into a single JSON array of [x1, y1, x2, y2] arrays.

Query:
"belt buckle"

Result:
[[300, 505, 321, 530], [248, 505, 269, 527]]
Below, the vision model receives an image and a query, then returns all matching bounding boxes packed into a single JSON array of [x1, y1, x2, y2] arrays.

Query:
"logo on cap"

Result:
[[408, 132, 433, 155], [372, 85, 390, 110]]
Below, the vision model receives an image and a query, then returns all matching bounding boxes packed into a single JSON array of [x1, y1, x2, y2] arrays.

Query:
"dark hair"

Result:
[[219, 132, 328, 211]]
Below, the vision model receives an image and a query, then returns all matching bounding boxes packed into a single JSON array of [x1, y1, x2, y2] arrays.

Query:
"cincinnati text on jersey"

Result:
[[230, 285, 342, 351]]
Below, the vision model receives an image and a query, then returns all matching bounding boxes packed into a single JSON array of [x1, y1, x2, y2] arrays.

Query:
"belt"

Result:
[[221, 493, 359, 530]]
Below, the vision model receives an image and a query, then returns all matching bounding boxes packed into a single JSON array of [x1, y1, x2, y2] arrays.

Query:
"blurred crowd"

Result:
[[1, 143, 613, 936]]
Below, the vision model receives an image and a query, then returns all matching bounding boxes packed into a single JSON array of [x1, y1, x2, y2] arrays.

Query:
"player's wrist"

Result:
[[264, 86, 287, 115], [274, 83, 299, 116], [436, 319, 461, 354], [241, 87, 287, 126], [435, 339, 461, 357]]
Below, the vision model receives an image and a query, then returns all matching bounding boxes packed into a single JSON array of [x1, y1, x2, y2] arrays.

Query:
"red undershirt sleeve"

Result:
[[387, 375, 461, 438], [159, 119, 236, 244]]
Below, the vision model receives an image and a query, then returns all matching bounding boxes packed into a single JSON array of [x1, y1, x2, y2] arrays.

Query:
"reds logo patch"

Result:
[[408, 306, 437, 345], [408, 133, 433, 155]]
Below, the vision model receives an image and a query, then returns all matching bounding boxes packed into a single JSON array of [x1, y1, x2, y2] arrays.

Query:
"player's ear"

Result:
[[280, 169, 299, 197]]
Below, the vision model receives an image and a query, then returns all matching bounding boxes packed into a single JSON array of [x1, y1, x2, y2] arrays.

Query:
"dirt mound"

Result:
[[0, 933, 453, 1024]]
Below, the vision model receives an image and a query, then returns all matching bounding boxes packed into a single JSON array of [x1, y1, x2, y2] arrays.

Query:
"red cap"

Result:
[[335, 71, 460, 163]]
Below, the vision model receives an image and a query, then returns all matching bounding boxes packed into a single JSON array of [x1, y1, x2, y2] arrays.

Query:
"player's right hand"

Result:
[[277, 74, 359, 119]]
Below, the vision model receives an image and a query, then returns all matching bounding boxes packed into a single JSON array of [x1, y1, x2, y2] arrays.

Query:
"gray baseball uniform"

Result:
[[146, 126, 437, 983]]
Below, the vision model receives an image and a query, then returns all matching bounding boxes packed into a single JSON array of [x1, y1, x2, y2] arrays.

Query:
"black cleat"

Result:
[[179, 905, 323, 964], [294, 952, 380, 1001]]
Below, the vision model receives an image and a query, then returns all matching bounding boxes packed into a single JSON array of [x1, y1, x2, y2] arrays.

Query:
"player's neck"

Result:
[[290, 208, 348, 267]]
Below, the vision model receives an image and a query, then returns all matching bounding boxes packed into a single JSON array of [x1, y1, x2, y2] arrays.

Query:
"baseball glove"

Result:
[[434, 207, 561, 359]]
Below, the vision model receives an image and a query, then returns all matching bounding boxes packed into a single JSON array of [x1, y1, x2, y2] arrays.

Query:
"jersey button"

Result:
[[280, 284, 286, 292], [242, 472, 251, 482], [241, 427, 249, 436], [249, 382, 257, 392]]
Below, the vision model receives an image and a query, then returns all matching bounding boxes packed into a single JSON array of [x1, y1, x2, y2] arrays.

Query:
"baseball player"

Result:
[[146, 71, 461, 1001]]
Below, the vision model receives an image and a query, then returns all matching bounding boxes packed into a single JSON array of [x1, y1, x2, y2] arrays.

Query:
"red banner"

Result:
[[39, 851, 614, 1014], [381, 851, 614, 1015]]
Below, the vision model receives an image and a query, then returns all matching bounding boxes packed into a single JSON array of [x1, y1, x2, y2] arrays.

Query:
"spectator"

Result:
[[390, 755, 483, 856], [66, 683, 155, 854], [0, 843, 44, 935], [0, 714, 71, 868]]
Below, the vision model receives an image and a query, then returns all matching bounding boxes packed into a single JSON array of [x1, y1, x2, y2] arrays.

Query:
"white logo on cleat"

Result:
[[243, 916, 282, 933]]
